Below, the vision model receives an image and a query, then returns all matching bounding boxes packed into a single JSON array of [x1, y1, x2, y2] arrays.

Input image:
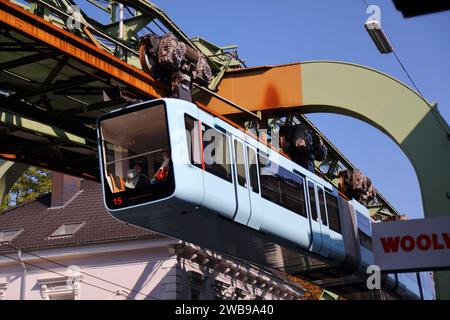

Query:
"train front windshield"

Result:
[[99, 102, 174, 209]]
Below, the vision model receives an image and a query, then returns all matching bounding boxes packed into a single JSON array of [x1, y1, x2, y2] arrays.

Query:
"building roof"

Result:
[[0, 179, 159, 253]]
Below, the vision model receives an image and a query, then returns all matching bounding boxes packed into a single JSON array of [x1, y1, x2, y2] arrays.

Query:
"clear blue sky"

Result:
[[103, 1, 450, 219]]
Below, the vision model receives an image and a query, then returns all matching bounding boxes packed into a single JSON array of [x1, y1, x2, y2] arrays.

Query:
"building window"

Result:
[[214, 280, 230, 300], [49, 222, 85, 238], [49, 292, 76, 300], [234, 288, 248, 300], [188, 272, 205, 300], [38, 277, 81, 300], [0, 283, 7, 300], [0, 229, 24, 243]]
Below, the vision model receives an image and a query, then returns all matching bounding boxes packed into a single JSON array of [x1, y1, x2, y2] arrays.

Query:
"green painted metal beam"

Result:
[[102, 14, 153, 41], [0, 110, 98, 178], [0, 111, 87, 145], [10, 0, 242, 88]]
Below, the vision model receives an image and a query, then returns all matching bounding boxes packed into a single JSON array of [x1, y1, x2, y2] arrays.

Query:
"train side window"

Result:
[[234, 140, 247, 187], [359, 230, 373, 250], [308, 182, 318, 221], [184, 114, 201, 167], [318, 187, 328, 226], [259, 157, 308, 218], [326, 193, 342, 233], [247, 147, 259, 193], [258, 156, 282, 205], [281, 169, 307, 218], [202, 123, 232, 182]]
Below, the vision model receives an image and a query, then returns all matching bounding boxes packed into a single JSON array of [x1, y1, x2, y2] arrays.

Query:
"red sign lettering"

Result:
[[381, 236, 400, 253], [432, 233, 445, 250], [400, 236, 415, 252], [417, 234, 431, 251], [443, 233, 450, 248], [381, 233, 450, 253]]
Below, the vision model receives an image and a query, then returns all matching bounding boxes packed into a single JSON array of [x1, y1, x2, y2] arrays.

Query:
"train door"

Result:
[[317, 186, 330, 258], [306, 179, 322, 253], [232, 137, 251, 224], [198, 111, 236, 219], [245, 144, 263, 230]]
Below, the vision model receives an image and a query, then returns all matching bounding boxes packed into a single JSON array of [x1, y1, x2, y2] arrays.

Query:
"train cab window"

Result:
[[259, 156, 282, 205], [234, 140, 247, 187], [99, 102, 175, 209], [308, 182, 318, 221], [247, 147, 259, 193], [202, 123, 232, 182], [325, 193, 342, 233], [318, 187, 328, 226], [359, 230, 373, 250], [184, 114, 202, 167]]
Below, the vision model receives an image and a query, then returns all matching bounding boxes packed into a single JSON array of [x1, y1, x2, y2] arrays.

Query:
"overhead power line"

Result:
[[391, 50, 423, 96]]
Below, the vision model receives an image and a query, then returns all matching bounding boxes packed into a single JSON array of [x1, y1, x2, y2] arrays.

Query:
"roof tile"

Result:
[[0, 180, 160, 253]]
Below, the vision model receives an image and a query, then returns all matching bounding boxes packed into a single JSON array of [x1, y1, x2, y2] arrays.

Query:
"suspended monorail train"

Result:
[[97, 98, 434, 300]]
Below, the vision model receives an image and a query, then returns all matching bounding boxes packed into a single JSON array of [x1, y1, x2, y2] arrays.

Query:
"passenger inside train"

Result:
[[125, 159, 149, 190], [150, 150, 171, 184], [100, 103, 175, 207]]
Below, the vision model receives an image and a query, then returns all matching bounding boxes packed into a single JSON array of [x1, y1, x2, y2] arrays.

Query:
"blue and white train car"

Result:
[[97, 98, 431, 300]]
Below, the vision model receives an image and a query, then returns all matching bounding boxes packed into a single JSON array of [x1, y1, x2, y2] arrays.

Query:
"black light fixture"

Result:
[[364, 19, 393, 54]]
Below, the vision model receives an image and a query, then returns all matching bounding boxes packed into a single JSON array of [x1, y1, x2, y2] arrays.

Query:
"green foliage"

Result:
[[1, 167, 51, 210]]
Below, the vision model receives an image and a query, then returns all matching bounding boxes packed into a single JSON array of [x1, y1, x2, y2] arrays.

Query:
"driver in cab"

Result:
[[125, 160, 149, 190]]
